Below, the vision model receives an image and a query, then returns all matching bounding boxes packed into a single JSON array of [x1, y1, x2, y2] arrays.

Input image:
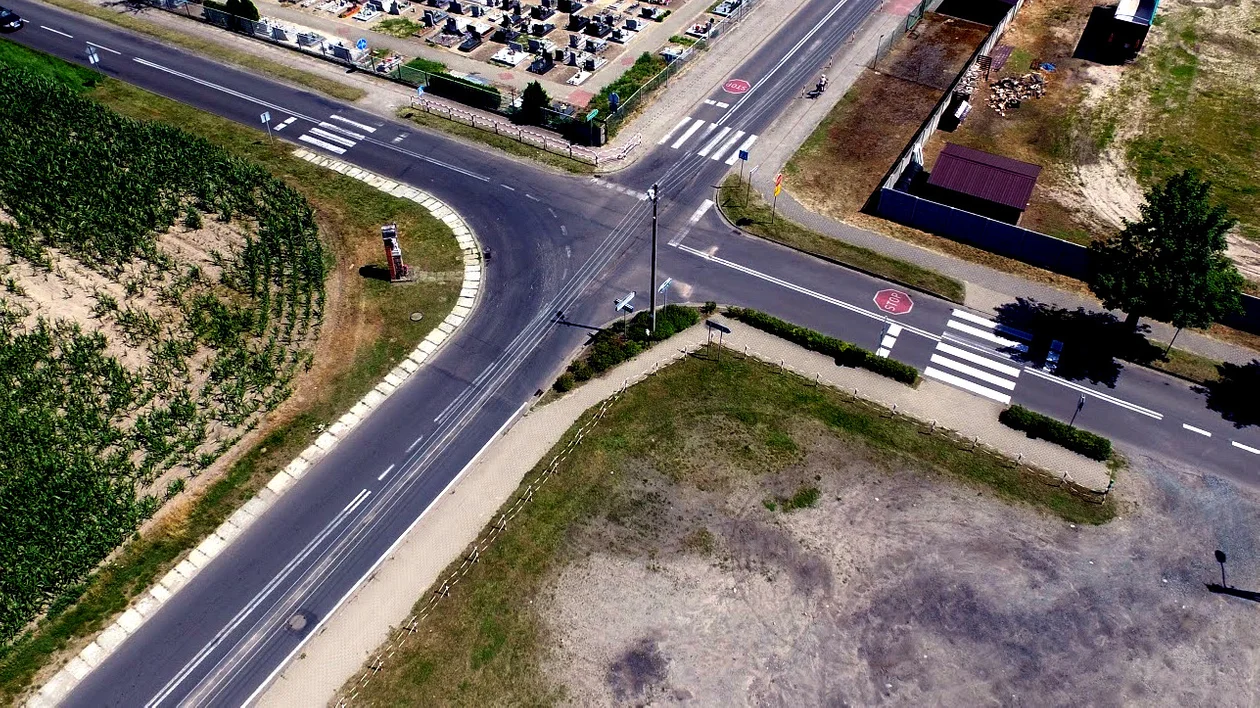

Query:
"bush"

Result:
[[999, 405, 1113, 461], [588, 52, 667, 119], [701, 301, 718, 315], [562, 305, 700, 383], [725, 308, 919, 385], [552, 372, 575, 392], [183, 206, 203, 230]]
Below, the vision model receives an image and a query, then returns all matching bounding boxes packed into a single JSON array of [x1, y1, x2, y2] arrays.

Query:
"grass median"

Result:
[[346, 348, 1113, 705], [0, 41, 457, 701], [398, 105, 597, 174], [718, 175, 966, 303], [40, 0, 366, 102]]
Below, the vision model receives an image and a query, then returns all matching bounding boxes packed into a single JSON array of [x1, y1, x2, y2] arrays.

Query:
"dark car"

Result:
[[0, 6, 23, 32]]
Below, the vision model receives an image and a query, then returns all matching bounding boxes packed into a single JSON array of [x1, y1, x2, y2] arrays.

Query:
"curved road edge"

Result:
[[27, 150, 487, 708]]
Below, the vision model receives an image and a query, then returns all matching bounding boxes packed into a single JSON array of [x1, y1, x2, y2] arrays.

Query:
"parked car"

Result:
[[0, 6, 23, 32]]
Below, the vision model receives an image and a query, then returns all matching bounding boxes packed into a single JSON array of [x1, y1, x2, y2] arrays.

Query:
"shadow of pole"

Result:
[[1205, 584, 1260, 604]]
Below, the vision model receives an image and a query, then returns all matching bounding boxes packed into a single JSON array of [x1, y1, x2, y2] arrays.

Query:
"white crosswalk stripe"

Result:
[[296, 115, 372, 155], [924, 312, 1026, 404], [661, 115, 757, 160]]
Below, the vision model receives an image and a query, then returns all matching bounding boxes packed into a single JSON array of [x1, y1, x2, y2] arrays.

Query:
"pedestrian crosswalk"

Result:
[[924, 309, 1032, 404], [296, 114, 377, 155], [658, 116, 758, 164]]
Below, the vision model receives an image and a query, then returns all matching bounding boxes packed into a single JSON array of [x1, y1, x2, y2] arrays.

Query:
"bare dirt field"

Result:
[[348, 353, 1260, 706], [786, 13, 990, 217]]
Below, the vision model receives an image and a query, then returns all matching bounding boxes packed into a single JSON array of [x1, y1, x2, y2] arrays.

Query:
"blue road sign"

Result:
[[738, 149, 749, 161], [356, 37, 368, 51]]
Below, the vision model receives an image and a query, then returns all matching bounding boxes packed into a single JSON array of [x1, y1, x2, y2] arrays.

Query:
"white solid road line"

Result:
[[240, 401, 530, 708], [40, 25, 73, 38], [659, 116, 691, 144], [131, 57, 490, 181], [1022, 367, 1164, 420], [947, 320, 1025, 349], [671, 119, 705, 149], [406, 434, 424, 452], [697, 126, 731, 157], [318, 121, 365, 140], [297, 134, 346, 154], [710, 130, 745, 161], [86, 41, 121, 54], [935, 342, 1022, 377], [329, 114, 377, 133], [1182, 424, 1212, 437], [929, 354, 1018, 390], [146, 487, 372, 708], [924, 367, 1012, 404], [307, 127, 356, 147], [1232, 441, 1260, 455], [376, 464, 396, 481], [725, 134, 758, 165]]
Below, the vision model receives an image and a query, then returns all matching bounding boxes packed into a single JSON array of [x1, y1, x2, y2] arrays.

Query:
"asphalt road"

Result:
[[4, 0, 1259, 704]]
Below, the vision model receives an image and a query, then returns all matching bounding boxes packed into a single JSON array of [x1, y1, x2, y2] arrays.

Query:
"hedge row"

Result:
[[999, 405, 1113, 461], [426, 72, 502, 112], [554, 305, 700, 392], [724, 308, 919, 385]]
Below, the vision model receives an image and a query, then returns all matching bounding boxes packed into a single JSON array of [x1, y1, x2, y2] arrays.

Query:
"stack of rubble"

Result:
[[956, 63, 982, 95], [987, 72, 1045, 116]]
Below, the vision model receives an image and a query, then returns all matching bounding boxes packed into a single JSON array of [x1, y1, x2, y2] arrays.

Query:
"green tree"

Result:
[[1088, 170, 1244, 333], [237, 0, 261, 21], [516, 81, 550, 127]]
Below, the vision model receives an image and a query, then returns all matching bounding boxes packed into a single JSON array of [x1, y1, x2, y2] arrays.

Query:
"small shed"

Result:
[[925, 143, 1041, 224]]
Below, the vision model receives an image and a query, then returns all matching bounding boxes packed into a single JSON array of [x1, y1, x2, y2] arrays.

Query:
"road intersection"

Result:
[[6, 0, 1259, 703]]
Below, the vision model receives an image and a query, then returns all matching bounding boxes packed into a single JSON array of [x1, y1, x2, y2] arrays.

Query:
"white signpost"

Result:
[[86, 45, 99, 66], [260, 111, 272, 140]]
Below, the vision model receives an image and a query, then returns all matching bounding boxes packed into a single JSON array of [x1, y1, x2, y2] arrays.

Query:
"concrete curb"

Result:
[[27, 151, 484, 708]]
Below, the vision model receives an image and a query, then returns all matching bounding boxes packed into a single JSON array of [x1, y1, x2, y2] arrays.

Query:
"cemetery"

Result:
[[270, 0, 730, 89]]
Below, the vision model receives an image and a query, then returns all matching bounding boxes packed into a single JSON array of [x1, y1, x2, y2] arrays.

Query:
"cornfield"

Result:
[[0, 69, 327, 645]]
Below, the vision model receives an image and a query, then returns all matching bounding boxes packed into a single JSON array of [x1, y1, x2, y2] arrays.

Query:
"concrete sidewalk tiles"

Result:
[[273, 314, 1111, 707], [27, 153, 485, 708]]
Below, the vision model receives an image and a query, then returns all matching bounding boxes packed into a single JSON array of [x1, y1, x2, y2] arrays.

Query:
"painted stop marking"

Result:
[[723, 78, 751, 95], [873, 288, 913, 316]]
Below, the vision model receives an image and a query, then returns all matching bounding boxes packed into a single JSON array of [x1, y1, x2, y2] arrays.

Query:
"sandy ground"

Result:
[[542, 437, 1260, 706]]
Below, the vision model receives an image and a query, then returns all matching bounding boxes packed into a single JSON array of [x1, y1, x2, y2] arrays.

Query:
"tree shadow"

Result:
[[1201, 360, 1260, 428], [994, 298, 1165, 387], [358, 264, 392, 282]]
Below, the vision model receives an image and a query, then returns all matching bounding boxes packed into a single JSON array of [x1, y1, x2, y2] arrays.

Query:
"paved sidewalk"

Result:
[[264, 313, 1108, 706], [739, 7, 1258, 366]]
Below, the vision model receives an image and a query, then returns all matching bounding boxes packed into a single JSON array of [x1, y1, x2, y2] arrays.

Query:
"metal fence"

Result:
[[869, 0, 935, 70]]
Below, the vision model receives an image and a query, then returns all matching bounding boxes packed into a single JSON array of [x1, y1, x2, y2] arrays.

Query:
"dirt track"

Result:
[[542, 437, 1260, 706]]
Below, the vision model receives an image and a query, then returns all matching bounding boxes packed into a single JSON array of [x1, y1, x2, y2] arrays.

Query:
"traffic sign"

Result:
[[259, 111, 271, 123], [356, 37, 368, 51], [738, 149, 749, 162], [615, 291, 636, 312], [706, 319, 731, 334], [723, 78, 751, 95], [774, 172, 783, 197], [86, 45, 99, 66], [657, 277, 673, 294], [586, 109, 599, 121], [873, 288, 913, 316]]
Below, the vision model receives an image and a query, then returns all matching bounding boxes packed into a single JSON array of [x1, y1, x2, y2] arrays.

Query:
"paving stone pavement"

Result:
[[266, 311, 1109, 706]]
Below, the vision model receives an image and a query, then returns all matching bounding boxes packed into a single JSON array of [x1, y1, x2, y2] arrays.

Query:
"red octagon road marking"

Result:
[[873, 288, 913, 316], [723, 78, 751, 95]]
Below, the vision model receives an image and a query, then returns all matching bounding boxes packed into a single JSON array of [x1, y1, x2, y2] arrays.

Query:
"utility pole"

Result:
[[649, 183, 659, 335]]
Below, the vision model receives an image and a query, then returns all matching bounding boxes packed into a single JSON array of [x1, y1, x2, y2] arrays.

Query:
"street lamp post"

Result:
[[649, 183, 660, 335]]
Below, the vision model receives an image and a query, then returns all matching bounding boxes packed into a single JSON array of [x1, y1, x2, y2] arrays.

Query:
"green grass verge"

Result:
[[1140, 345, 1222, 385], [38, 0, 366, 102], [0, 41, 457, 700], [718, 176, 966, 303], [349, 350, 1113, 704], [374, 17, 426, 38], [398, 105, 596, 174], [0, 40, 101, 91]]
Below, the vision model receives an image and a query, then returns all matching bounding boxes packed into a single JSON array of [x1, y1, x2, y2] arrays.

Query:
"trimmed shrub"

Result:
[[425, 72, 502, 111], [552, 372, 576, 392], [563, 305, 700, 382], [999, 405, 1112, 461], [725, 308, 919, 385]]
